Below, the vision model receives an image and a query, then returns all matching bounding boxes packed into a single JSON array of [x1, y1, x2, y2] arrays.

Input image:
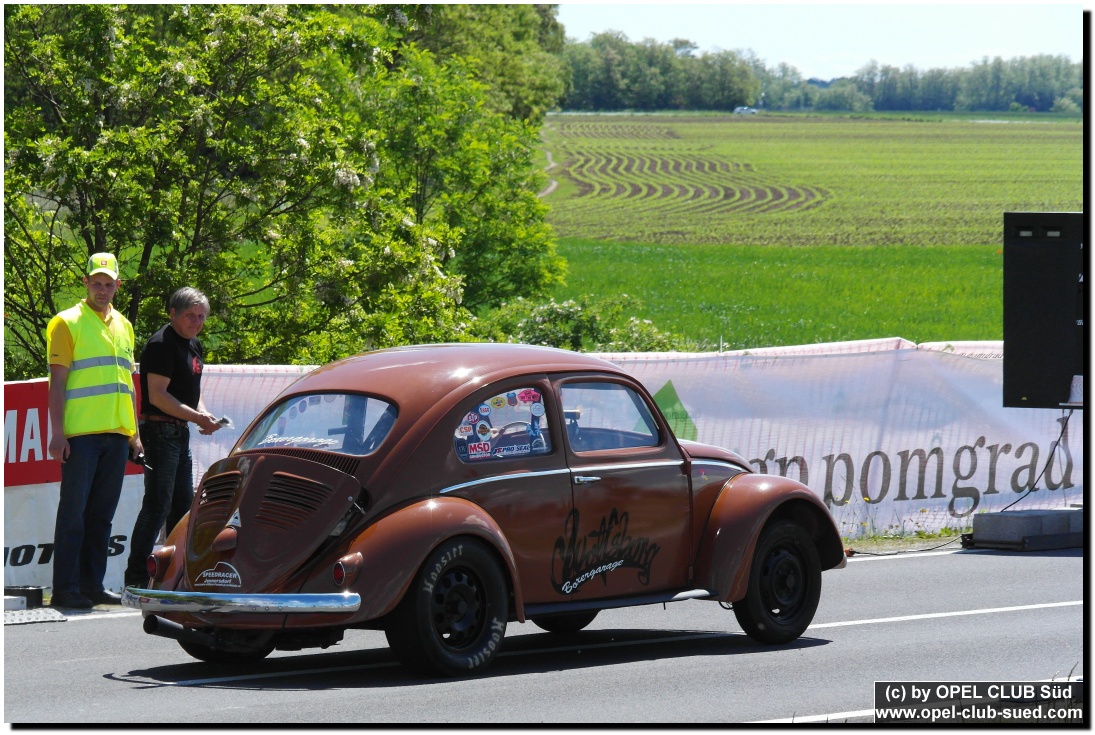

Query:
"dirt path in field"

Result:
[[538, 149, 558, 198]]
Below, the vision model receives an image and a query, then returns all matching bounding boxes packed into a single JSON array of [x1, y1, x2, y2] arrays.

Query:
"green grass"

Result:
[[539, 112, 1078, 347], [542, 112, 1082, 247], [552, 239, 1002, 348]]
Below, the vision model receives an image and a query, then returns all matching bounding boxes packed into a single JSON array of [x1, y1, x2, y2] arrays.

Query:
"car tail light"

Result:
[[146, 545, 175, 582], [333, 552, 363, 587]]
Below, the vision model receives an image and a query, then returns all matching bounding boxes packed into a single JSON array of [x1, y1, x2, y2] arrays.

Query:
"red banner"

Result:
[[4, 378, 143, 488]]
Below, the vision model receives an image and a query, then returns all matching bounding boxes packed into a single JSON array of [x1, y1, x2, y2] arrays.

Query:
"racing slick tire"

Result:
[[385, 538, 509, 677]]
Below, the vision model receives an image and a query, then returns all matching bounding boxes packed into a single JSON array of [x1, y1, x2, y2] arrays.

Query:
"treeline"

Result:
[[562, 31, 1084, 113]]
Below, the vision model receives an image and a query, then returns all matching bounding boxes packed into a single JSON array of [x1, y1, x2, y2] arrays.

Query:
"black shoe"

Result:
[[83, 589, 123, 606], [51, 592, 93, 609]]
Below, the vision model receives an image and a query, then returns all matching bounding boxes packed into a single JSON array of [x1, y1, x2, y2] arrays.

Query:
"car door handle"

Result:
[[573, 475, 601, 485]]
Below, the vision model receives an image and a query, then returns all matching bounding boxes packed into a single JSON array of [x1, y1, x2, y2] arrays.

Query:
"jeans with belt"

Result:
[[124, 420, 193, 586], [53, 432, 129, 597]]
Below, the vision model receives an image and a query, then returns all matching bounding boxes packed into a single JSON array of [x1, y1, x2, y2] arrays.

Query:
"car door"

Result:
[[439, 377, 574, 605], [550, 375, 692, 601]]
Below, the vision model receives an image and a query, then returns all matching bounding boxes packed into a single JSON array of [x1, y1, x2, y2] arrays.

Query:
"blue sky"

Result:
[[554, 3, 1085, 80]]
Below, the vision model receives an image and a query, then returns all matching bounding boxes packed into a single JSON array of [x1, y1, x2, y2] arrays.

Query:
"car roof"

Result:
[[276, 342, 628, 408]]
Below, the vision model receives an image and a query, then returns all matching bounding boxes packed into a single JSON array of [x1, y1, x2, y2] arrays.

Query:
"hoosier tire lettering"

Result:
[[468, 618, 506, 669], [422, 543, 464, 594]]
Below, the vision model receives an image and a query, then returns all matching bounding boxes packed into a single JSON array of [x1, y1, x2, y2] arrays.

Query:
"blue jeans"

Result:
[[124, 421, 193, 586], [53, 432, 129, 597]]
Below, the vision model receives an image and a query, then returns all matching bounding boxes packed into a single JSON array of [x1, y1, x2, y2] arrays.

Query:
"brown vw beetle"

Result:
[[123, 343, 845, 676]]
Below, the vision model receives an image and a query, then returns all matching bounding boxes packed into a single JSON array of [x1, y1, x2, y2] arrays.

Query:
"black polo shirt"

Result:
[[139, 323, 204, 417]]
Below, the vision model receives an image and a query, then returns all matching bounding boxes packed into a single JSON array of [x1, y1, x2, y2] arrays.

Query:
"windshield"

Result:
[[238, 393, 397, 455]]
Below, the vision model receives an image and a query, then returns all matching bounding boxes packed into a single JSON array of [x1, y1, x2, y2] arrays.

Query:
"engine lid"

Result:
[[184, 453, 360, 593]]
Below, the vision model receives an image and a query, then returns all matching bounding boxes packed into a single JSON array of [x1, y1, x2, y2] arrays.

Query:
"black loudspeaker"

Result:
[[1002, 212, 1086, 408]]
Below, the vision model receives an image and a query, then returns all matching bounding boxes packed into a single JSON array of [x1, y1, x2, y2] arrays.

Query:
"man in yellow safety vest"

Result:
[[46, 252, 143, 609]]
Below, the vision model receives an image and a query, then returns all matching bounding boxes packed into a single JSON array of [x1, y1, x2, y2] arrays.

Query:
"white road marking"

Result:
[[810, 600, 1082, 629], [126, 600, 1081, 688]]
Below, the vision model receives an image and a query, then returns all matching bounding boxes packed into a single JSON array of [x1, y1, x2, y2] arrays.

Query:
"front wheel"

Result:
[[733, 521, 821, 644], [385, 538, 509, 677]]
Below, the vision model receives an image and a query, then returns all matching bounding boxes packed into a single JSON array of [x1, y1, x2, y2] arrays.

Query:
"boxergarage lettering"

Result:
[[551, 508, 660, 594]]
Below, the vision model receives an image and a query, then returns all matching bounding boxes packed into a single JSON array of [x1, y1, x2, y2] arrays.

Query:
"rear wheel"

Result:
[[733, 521, 821, 644], [385, 538, 509, 677], [531, 610, 599, 633]]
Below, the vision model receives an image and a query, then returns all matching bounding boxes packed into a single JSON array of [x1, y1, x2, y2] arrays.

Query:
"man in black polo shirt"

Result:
[[124, 287, 222, 587]]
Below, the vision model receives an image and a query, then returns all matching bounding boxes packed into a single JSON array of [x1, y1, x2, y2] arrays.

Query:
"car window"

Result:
[[559, 381, 660, 452], [453, 387, 551, 462], [239, 393, 397, 455]]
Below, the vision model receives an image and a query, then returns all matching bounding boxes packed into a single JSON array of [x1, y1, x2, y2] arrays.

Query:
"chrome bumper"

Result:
[[122, 587, 361, 614]]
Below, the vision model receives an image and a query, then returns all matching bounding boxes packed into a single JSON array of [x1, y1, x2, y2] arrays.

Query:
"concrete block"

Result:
[[972, 509, 1084, 551], [4, 596, 26, 611]]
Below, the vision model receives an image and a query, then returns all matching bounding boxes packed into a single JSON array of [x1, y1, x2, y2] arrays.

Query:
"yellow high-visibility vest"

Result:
[[48, 301, 137, 438]]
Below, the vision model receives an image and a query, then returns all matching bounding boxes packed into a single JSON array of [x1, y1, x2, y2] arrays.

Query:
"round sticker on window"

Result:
[[530, 402, 545, 417], [478, 404, 491, 417], [491, 396, 507, 409], [476, 421, 492, 439]]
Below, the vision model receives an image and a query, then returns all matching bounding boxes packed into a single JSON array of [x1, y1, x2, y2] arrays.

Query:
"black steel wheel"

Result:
[[733, 520, 821, 644], [385, 538, 508, 676], [531, 610, 599, 633]]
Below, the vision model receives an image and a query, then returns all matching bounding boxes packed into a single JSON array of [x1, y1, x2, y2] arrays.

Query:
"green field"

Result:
[[540, 112, 1081, 347], [551, 239, 1002, 349]]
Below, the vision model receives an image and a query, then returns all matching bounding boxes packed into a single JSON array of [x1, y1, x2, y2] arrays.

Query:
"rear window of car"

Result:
[[238, 393, 397, 455], [453, 387, 551, 462]]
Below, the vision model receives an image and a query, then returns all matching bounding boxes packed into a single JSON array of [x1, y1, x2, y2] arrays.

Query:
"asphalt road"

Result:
[[5, 546, 1083, 725]]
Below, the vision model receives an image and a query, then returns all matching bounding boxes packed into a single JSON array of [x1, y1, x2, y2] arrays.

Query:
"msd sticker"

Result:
[[467, 441, 492, 459]]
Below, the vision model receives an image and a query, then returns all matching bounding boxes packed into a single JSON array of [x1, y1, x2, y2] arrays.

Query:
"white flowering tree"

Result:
[[4, 4, 470, 375]]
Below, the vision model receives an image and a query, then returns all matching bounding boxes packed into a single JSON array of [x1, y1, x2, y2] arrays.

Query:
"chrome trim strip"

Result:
[[121, 587, 360, 614], [570, 460, 684, 473], [439, 460, 686, 495], [691, 459, 750, 473], [439, 468, 571, 495]]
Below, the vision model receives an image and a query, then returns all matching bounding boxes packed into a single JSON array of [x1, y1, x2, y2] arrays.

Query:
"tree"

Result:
[[814, 81, 874, 112], [400, 4, 567, 124], [956, 56, 1011, 111], [472, 294, 690, 352], [4, 4, 469, 378], [358, 48, 563, 313]]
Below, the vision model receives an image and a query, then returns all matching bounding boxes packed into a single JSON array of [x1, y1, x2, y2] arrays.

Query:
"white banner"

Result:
[[597, 340, 1082, 539], [3, 477, 144, 590], [4, 341, 1082, 590]]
